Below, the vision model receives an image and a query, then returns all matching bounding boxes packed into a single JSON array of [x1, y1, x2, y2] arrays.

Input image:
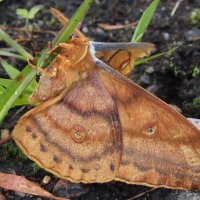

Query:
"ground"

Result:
[[0, 0, 200, 199]]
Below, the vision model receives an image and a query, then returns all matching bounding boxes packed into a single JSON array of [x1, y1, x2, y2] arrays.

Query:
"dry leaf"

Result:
[[97, 22, 137, 30], [0, 193, 6, 200], [0, 173, 69, 200]]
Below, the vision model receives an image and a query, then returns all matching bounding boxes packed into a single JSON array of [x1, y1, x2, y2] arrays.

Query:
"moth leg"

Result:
[[27, 59, 57, 78]]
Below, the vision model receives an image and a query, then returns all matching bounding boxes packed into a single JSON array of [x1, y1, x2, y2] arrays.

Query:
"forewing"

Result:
[[95, 42, 153, 76], [97, 65, 200, 190], [12, 70, 122, 183]]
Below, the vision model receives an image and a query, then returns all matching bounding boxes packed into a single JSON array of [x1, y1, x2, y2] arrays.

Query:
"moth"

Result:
[[12, 16, 200, 191]]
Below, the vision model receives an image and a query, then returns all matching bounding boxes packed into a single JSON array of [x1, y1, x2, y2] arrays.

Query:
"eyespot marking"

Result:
[[70, 125, 86, 143], [146, 127, 154, 135]]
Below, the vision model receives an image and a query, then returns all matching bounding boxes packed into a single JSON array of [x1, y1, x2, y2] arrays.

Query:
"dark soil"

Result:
[[0, 0, 200, 200]]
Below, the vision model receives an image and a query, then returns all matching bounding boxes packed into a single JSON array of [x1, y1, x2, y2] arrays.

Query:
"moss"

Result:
[[32, 163, 41, 173], [192, 66, 200, 78], [3, 141, 27, 160], [191, 8, 200, 27], [193, 96, 200, 109]]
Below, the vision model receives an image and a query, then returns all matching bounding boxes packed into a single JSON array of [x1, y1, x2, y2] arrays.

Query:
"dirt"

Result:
[[0, 0, 200, 200]]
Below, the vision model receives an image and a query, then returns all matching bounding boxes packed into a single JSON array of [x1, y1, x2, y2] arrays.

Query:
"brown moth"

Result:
[[12, 25, 200, 191]]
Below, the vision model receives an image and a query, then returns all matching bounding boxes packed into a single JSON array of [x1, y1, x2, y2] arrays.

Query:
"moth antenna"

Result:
[[27, 59, 57, 78], [72, 42, 89, 65], [50, 8, 86, 39], [91, 42, 154, 52]]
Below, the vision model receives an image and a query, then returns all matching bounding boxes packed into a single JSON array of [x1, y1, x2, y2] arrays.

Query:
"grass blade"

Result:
[[132, 0, 160, 42], [1, 60, 20, 79], [0, 85, 5, 95], [0, 78, 12, 88], [135, 47, 178, 66], [0, 29, 33, 59], [0, 50, 25, 60]]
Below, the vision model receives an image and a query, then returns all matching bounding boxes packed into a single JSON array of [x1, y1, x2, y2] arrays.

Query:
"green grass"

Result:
[[132, 0, 160, 42]]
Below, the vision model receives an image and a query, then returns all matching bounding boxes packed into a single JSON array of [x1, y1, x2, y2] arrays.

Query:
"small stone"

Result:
[[1, 129, 9, 140], [82, 27, 88, 34], [146, 85, 159, 94], [169, 104, 182, 113], [140, 74, 151, 85], [184, 28, 200, 41], [0, 193, 6, 200], [96, 27, 105, 34], [42, 175, 51, 185], [188, 118, 200, 129], [162, 32, 170, 41], [15, 191, 26, 197], [145, 66, 155, 74], [53, 179, 89, 198]]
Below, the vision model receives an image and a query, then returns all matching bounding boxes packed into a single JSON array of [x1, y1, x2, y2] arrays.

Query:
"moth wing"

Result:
[[12, 70, 122, 183], [96, 63, 200, 190], [95, 42, 154, 75]]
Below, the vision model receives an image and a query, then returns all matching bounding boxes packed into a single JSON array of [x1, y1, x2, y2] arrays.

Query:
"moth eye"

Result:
[[70, 125, 86, 143], [146, 127, 154, 135]]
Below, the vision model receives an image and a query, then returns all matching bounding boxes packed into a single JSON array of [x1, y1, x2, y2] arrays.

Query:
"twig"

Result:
[[0, 26, 57, 36], [127, 188, 158, 200], [97, 21, 137, 30], [171, 0, 183, 17]]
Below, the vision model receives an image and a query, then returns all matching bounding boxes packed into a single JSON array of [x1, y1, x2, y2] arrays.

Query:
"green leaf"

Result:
[[0, 78, 12, 88], [0, 77, 35, 96], [16, 8, 29, 19], [0, 60, 20, 79], [25, 79, 37, 93], [132, 0, 160, 42], [0, 85, 5, 96], [14, 95, 30, 106], [28, 5, 43, 19], [0, 50, 25, 60]]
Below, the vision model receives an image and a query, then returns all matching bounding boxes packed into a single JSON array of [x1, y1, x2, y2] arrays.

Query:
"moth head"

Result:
[[58, 38, 94, 68]]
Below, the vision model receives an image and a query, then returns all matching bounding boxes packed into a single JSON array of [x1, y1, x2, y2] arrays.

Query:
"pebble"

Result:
[[146, 85, 159, 94], [53, 179, 89, 198], [162, 32, 170, 41], [145, 66, 155, 74], [42, 175, 51, 185], [15, 191, 26, 197], [95, 27, 105, 35], [0, 193, 6, 200], [188, 118, 200, 129], [184, 28, 200, 41], [0, 129, 9, 140], [140, 74, 151, 85], [82, 27, 88, 34]]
